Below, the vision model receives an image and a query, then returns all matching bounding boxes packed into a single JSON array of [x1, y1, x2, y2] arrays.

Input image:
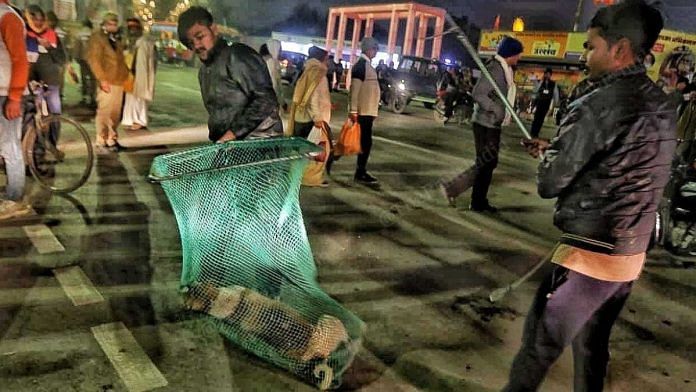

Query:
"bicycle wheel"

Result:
[[24, 114, 94, 193]]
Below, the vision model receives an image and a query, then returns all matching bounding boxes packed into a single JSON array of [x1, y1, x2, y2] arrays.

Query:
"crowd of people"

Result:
[[0, 4, 157, 220]]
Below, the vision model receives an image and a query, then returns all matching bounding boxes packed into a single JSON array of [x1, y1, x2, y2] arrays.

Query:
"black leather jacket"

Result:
[[539, 67, 677, 255], [199, 38, 283, 141]]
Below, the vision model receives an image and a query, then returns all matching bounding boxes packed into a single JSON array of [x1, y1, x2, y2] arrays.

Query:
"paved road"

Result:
[[0, 93, 694, 392]]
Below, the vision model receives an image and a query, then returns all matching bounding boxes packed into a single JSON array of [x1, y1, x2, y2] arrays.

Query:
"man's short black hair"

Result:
[[177, 6, 214, 48], [544, 67, 553, 74], [589, 0, 663, 59]]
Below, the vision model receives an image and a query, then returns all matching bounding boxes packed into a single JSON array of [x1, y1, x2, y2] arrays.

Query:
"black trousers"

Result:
[[471, 122, 501, 206], [503, 266, 632, 392], [531, 99, 552, 138], [356, 115, 375, 175], [444, 91, 459, 118], [442, 122, 501, 204]]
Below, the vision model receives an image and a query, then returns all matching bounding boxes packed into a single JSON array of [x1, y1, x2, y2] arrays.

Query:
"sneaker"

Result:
[[440, 183, 456, 207], [470, 202, 498, 213], [354, 172, 378, 184], [0, 200, 33, 220], [319, 180, 329, 188]]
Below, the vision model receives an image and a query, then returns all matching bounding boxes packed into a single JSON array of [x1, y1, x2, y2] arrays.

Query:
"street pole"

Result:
[[573, 0, 585, 32]]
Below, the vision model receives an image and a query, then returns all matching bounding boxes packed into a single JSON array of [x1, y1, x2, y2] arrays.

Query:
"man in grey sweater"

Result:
[[441, 37, 523, 212]]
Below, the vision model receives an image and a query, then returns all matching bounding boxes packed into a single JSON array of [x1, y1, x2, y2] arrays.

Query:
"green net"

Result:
[[149, 138, 365, 390]]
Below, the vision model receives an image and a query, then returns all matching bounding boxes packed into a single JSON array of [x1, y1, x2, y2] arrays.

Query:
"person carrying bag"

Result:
[[288, 46, 333, 187]]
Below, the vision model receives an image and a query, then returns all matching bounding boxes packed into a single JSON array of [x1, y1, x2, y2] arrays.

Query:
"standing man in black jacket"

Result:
[[505, 1, 676, 391], [529, 68, 559, 138], [177, 7, 283, 142]]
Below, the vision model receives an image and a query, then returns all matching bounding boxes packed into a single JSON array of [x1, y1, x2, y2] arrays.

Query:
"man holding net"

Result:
[[177, 6, 283, 143], [506, 1, 676, 390]]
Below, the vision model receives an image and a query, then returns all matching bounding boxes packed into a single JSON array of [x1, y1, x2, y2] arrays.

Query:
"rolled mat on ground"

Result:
[[149, 138, 365, 390]]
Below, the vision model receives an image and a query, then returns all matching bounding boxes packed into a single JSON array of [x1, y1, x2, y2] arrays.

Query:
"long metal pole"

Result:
[[444, 13, 532, 141], [573, 0, 586, 32]]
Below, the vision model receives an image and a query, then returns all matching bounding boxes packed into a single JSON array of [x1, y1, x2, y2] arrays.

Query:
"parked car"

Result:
[[280, 51, 307, 84], [381, 56, 443, 113]]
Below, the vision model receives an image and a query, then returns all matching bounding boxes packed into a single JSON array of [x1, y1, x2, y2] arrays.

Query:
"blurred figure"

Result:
[[530, 68, 559, 138], [45, 10, 72, 97], [88, 12, 129, 152], [72, 19, 96, 107], [375, 59, 388, 79], [333, 55, 343, 91], [0, 0, 31, 219], [260, 39, 286, 112], [437, 65, 460, 122], [671, 76, 692, 118], [121, 17, 156, 131]]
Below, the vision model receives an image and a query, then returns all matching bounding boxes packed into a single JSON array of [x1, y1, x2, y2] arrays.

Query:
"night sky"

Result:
[[226, 0, 695, 34]]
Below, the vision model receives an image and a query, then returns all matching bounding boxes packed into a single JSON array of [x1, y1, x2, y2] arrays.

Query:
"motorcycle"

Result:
[[433, 90, 473, 125], [380, 78, 412, 114], [655, 161, 696, 257]]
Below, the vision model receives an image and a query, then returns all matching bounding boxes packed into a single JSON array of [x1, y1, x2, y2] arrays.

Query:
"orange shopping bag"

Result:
[[334, 119, 361, 156]]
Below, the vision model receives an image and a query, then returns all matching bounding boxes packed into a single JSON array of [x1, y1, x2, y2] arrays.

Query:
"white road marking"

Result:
[[157, 82, 201, 95], [22, 224, 65, 254], [53, 266, 105, 306], [92, 322, 169, 392], [374, 135, 470, 165]]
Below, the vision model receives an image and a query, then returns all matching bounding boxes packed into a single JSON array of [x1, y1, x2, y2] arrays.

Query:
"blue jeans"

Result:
[[0, 96, 26, 201]]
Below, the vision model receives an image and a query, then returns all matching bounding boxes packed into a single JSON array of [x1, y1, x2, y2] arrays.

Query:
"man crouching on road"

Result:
[[177, 7, 283, 142], [505, 1, 676, 390]]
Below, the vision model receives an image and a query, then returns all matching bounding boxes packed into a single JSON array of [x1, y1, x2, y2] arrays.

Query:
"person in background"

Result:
[[72, 18, 95, 107], [260, 39, 286, 112], [177, 6, 283, 143], [87, 11, 129, 152], [530, 68, 559, 138], [349, 37, 381, 184], [121, 17, 156, 131], [0, 0, 31, 220], [671, 76, 692, 118], [440, 36, 523, 211], [333, 56, 343, 91], [288, 45, 332, 187], [25, 5, 66, 147]]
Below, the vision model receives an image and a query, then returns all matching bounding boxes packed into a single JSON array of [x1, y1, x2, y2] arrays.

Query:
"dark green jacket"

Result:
[[199, 38, 283, 141]]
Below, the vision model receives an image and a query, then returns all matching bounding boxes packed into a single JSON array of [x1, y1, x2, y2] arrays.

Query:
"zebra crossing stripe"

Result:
[[53, 266, 105, 306], [22, 224, 65, 254], [92, 322, 169, 392]]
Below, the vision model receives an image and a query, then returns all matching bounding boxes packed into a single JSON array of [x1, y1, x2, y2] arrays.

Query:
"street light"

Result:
[[512, 17, 524, 32]]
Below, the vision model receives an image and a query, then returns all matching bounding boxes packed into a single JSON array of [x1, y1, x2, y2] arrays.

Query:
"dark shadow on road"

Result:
[[79, 152, 163, 357]]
